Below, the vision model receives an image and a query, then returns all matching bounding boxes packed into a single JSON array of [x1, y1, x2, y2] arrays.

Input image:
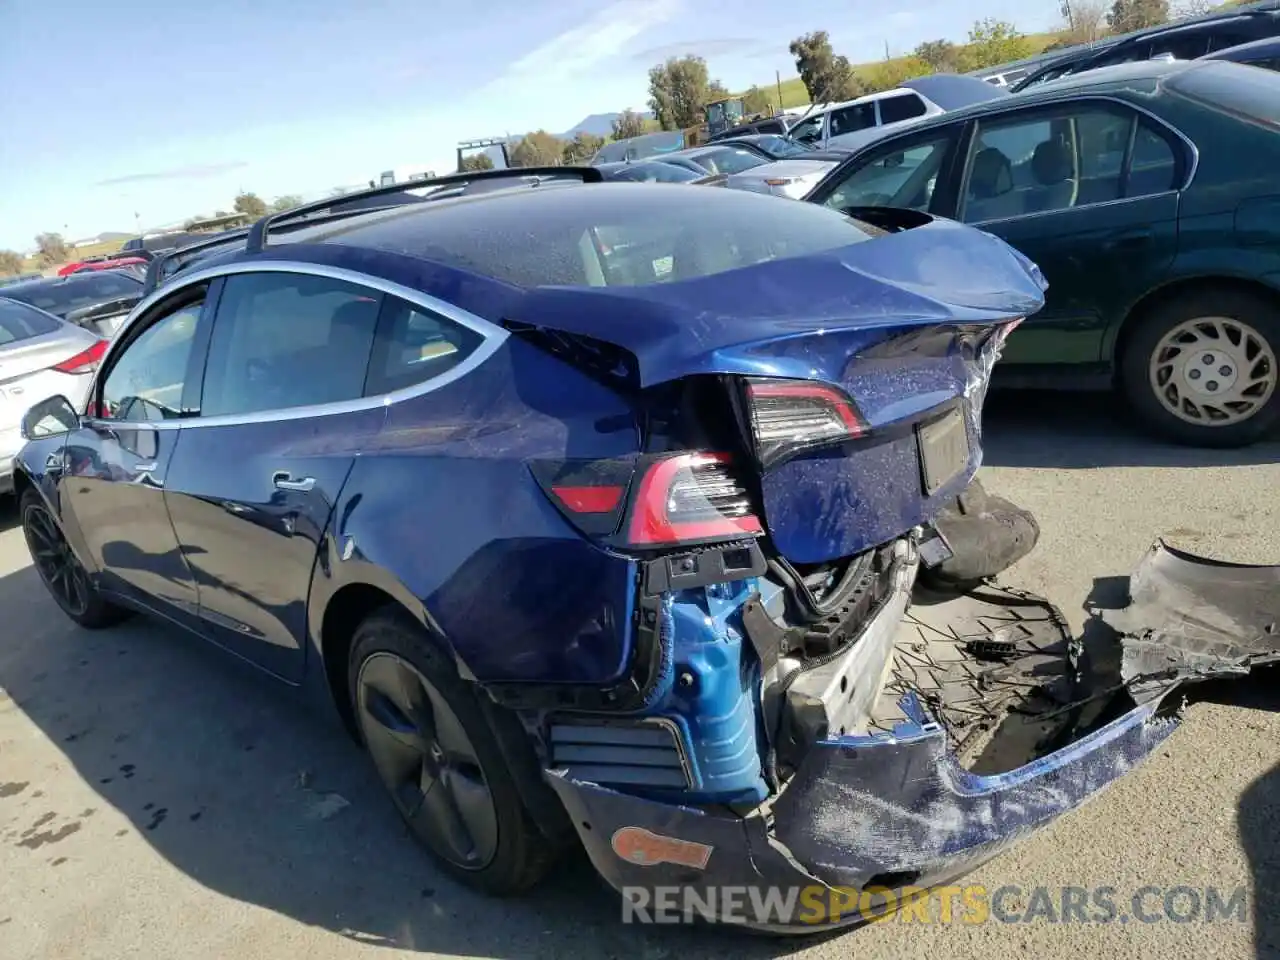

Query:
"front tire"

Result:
[[20, 489, 130, 629], [348, 607, 556, 896], [1121, 288, 1280, 448]]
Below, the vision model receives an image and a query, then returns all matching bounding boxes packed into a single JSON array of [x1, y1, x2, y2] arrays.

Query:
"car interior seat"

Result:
[[965, 147, 1018, 222], [1027, 140, 1077, 212]]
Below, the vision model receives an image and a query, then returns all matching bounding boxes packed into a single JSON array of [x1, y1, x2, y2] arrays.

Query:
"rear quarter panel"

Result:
[[308, 337, 644, 686]]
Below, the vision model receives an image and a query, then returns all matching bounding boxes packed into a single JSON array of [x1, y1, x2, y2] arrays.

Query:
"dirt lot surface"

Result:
[[1, 394, 1277, 960]]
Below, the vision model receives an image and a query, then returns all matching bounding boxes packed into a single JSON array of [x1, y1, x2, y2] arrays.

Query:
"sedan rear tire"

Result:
[[1121, 288, 1280, 448], [348, 607, 557, 896]]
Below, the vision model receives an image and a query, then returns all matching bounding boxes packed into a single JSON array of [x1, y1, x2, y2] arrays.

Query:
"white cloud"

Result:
[[481, 0, 683, 93]]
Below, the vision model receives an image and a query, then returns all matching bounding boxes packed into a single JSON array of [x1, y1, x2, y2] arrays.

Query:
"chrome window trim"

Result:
[[88, 259, 509, 432], [953, 94, 1200, 225]]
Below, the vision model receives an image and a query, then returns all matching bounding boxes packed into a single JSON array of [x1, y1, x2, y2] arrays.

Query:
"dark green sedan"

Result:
[[805, 58, 1280, 447]]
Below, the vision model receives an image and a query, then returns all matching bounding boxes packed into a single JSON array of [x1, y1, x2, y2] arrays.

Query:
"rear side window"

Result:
[[0, 299, 61, 344], [879, 93, 928, 125], [201, 272, 381, 417], [829, 102, 878, 136], [365, 298, 483, 395]]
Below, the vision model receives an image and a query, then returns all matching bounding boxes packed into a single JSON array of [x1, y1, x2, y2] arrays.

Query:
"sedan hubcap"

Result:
[[23, 504, 90, 617], [1149, 316, 1277, 426], [356, 653, 499, 870]]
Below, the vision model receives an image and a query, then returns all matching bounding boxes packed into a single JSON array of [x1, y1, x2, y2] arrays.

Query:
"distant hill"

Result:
[[558, 111, 654, 139]]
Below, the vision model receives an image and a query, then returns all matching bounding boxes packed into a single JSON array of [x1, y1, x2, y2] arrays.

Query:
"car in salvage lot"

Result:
[[804, 58, 1280, 448], [8, 168, 1280, 932], [0, 269, 146, 338]]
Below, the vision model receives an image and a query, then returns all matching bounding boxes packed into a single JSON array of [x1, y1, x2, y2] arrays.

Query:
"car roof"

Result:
[[1, 270, 143, 293], [1203, 34, 1280, 60]]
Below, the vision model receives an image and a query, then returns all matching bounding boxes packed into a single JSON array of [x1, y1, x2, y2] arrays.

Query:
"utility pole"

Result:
[[885, 39, 890, 60], [775, 69, 783, 111]]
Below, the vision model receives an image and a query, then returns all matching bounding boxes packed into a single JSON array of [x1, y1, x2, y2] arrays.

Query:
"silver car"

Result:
[[0, 298, 105, 494]]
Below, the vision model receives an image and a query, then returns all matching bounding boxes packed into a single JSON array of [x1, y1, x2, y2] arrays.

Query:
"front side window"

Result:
[[201, 272, 381, 417], [822, 135, 953, 213], [960, 105, 1179, 223], [788, 115, 825, 143], [99, 296, 203, 422], [878, 93, 928, 125]]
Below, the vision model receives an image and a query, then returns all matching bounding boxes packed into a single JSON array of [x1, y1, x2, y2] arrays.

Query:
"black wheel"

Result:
[[348, 607, 556, 895], [20, 489, 129, 629], [1121, 288, 1280, 448]]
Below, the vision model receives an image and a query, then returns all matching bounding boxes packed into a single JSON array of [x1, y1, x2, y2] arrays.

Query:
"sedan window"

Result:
[[200, 272, 381, 417], [99, 297, 203, 422], [822, 136, 952, 213], [960, 105, 1178, 224]]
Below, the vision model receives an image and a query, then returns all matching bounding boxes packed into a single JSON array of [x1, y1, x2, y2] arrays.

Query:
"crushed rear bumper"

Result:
[[545, 540, 1279, 932]]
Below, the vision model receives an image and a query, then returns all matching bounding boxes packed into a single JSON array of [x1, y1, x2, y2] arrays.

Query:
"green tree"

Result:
[[914, 39, 960, 73], [612, 109, 646, 140], [959, 19, 1033, 71], [460, 152, 496, 171], [562, 132, 605, 164], [34, 232, 68, 267], [0, 249, 24, 276], [233, 192, 269, 218], [789, 31, 863, 104], [1107, 0, 1170, 31], [862, 56, 932, 93], [510, 130, 563, 167], [648, 55, 714, 130], [741, 85, 771, 115], [270, 194, 303, 213]]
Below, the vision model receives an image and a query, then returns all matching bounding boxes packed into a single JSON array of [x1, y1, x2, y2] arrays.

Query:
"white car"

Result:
[[0, 298, 105, 495], [721, 151, 849, 199], [785, 74, 1010, 152]]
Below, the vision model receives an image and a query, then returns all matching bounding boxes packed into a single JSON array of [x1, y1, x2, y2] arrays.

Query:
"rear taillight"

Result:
[[743, 377, 866, 465], [53, 339, 108, 374], [532, 452, 763, 548], [626, 453, 761, 547]]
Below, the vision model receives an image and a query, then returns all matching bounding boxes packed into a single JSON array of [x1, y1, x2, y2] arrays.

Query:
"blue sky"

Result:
[[0, 0, 1060, 251]]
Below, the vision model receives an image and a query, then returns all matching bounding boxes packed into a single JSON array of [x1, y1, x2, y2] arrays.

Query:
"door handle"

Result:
[[272, 471, 316, 492], [1104, 230, 1152, 250]]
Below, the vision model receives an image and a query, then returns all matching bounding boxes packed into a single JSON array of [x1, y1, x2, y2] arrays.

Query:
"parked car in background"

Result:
[[647, 144, 771, 176], [590, 130, 686, 165], [1201, 33, 1280, 70], [721, 149, 851, 199], [1013, 1, 1280, 90], [0, 298, 106, 495], [57, 255, 149, 277], [0, 270, 144, 338], [786, 75, 1008, 152], [805, 58, 1280, 447], [118, 231, 209, 260], [0, 273, 44, 287], [595, 160, 710, 183], [705, 114, 793, 140], [703, 133, 824, 160]]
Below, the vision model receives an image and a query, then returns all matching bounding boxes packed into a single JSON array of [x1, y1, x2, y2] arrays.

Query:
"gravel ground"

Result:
[[0, 393, 1277, 960]]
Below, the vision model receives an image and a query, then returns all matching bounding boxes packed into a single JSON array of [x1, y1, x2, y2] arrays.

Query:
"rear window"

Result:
[[0, 298, 61, 345], [3, 272, 142, 318], [1167, 60, 1280, 127], [360, 184, 880, 288]]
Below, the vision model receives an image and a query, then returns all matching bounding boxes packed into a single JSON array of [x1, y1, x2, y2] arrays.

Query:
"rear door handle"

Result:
[[272, 471, 315, 492], [1104, 230, 1152, 251]]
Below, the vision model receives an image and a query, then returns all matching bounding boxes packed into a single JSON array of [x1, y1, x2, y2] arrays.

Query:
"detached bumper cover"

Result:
[[546, 539, 1279, 931]]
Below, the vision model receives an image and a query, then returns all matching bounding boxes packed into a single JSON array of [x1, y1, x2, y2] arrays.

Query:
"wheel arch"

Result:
[[1109, 274, 1280, 373]]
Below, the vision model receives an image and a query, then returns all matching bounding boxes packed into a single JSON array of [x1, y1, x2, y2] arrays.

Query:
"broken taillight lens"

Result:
[[532, 452, 763, 548], [53, 339, 108, 374], [626, 452, 761, 547], [743, 377, 866, 465]]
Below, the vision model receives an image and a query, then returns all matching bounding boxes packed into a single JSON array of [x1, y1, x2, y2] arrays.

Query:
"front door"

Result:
[[162, 269, 387, 682], [954, 102, 1183, 368], [60, 288, 210, 618]]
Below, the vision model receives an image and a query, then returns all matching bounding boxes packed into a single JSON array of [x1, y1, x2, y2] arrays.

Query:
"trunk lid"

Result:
[[509, 212, 1046, 564]]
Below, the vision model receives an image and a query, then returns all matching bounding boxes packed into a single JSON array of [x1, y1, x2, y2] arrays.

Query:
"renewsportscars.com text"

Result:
[[621, 884, 1249, 926]]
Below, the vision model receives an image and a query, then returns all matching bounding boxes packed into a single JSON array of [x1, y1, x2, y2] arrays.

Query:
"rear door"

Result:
[[161, 267, 387, 682], [953, 100, 1184, 368]]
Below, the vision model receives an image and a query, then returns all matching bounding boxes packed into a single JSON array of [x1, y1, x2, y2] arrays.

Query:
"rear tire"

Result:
[[20, 488, 130, 629], [348, 606, 557, 896], [1121, 288, 1280, 448]]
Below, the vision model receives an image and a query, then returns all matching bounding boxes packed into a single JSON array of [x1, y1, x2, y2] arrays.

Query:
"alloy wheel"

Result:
[[1148, 316, 1277, 427], [23, 502, 90, 618], [356, 652, 499, 870]]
